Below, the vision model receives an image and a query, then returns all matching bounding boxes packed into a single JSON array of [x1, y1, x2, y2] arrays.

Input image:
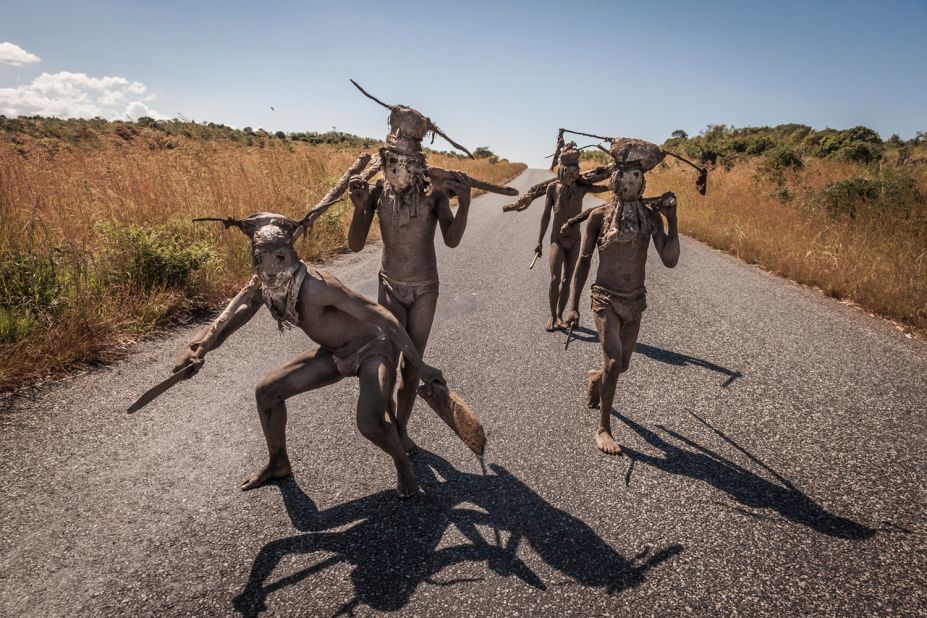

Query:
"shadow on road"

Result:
[[617, 410, 875, 540], [233, 451, 683, 616], [564, 334, 742, 388], [633, 343, 743, 387]]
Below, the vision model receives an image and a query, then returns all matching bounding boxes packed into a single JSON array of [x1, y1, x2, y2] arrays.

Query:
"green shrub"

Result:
[[0, 250, 61, 312], [0, 307, 36, 344], [98, 223, 215, 292], [764, 145, 804, 170], [821, 177, 881, 218]]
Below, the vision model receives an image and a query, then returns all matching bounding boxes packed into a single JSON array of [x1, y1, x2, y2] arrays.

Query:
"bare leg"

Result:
[[556, 242, 580, 328], [395, 292, 438, 455], [244, 348, 342, 490], [547, 242, 565, 331], [378, 283, 413, 453], [357, 354, 418, 498], [592, 309, 625, 455]]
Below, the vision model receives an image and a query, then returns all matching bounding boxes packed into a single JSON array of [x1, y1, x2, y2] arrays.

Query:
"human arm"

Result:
[[651, 192, 680, 268], [347, 177, 381, 252], [436, 172, 472, 248], [582, 182, 610, 194], [535, 184, 556, 255], [173, 277, 263, 375], [563, 208, 605, 326]]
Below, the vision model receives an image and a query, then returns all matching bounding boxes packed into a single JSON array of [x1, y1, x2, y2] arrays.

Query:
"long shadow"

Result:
[[634, 343, 743, 387], [563, 325, 599, 344], [616, 410, 875, 540], [233, 451, 683, 616]]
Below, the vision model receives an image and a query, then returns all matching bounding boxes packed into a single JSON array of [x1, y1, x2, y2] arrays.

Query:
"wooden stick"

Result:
[[301, 153, 375, 227], [427, 166, 518, 197], [502, 164, 613, 212]]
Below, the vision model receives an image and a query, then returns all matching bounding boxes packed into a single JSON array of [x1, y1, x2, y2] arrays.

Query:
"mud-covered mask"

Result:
[[251, 225, 300, 287], [611, 168, 646, 202], [383, 150, 427, 191], [558, 165, 580, 186]]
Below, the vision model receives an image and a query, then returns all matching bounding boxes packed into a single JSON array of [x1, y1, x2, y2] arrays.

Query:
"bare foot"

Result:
[[396, 463, 420, 499], [399, 430, 418, 456], [240, 460, 292, 491], [595, 428, 623, 456], [556, 319, 569, 330], [586, 370, 601, 409], [545, 317, 556, 332]]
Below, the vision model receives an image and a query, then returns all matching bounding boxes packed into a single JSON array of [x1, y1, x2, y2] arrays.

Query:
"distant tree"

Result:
[[472, 146, 495, 159], [887, 134, 903, 146], [671, 130, 688, 140], [274, 130, 286, 139]]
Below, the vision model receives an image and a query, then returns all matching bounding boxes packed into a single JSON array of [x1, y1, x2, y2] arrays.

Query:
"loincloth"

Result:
[[554, 231, 580, 251], [329, 332, 393, 378], [379, 270, 439, 309], [590, 284, 647, 324]]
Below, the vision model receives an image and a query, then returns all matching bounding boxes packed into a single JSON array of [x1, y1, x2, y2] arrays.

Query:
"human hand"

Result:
[[348, 175, 370, 205], [173, 345, 205, 378], [534, 242, 543, 256], [418, 363, 445, 394], [658, 191, 677, 217], [564, 309, 579, 328], [443, 171, 472, 206]]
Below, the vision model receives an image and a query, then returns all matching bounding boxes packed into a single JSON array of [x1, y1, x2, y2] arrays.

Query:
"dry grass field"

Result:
[[582, 134, 927, 339], [0, 118, 525, 392]]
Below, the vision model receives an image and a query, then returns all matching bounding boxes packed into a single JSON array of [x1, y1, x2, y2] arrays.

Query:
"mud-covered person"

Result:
[[347, 105, 472, 455], [174, 213, 443, 497], [565, 139, 680, 455], [534, 142, 609, 331]]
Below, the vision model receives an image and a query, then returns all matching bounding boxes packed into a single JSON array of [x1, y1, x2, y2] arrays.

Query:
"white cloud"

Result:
[[0, 42, 41, 66], [0, 71, 168, 120]]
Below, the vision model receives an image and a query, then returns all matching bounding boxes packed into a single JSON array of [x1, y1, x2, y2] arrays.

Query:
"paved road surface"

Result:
[[2, 169, 925, 616]]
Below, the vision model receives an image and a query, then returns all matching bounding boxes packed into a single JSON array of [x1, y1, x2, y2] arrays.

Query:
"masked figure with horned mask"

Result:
[[346, 82, 478, 456], [172, 212, 445, 497]]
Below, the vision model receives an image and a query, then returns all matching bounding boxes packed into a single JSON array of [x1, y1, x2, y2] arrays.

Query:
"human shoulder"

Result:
[[587, 204, 610, 223], [302, 266, 344, 303]]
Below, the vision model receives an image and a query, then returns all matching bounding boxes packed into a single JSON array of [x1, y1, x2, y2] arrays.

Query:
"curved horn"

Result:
[[192, 216, 244, 230], [550, 128, 566, 170], [429, 121, 474, 159], [349, 79, 394, 110], [663, 150, 708, 195]]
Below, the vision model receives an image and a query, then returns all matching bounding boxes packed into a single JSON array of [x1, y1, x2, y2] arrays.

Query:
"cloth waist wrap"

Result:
[[379, 270, 440, 308], [330, 332, 393, 378], [590, 284, 647, 324]]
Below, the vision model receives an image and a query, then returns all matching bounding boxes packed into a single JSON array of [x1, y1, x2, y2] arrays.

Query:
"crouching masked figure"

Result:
[[174, 213, 443, 498]]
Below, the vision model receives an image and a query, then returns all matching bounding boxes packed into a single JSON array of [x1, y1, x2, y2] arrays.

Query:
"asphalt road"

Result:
[[2, 169, 925, 617]]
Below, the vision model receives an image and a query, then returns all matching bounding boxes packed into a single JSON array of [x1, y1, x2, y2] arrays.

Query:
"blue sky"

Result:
[[2, 0, 925, 166]]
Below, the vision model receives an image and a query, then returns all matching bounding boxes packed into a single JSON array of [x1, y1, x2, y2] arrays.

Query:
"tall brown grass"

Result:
[[643, 158, 927, 336], [0, 125, 525, 392]]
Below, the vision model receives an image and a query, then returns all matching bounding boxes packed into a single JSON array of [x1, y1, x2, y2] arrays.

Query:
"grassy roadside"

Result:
[[0, 117, 526, 393], [581, 125, 927, 338]]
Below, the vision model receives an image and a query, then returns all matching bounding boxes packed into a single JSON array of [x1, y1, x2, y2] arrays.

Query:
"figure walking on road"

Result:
[[347, 84, 476, 455], [566, 137, 697, 455]]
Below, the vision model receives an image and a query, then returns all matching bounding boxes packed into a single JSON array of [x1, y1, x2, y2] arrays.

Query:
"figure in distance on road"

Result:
[[503, 139, 609, 332], [562, 135, 707, 456]]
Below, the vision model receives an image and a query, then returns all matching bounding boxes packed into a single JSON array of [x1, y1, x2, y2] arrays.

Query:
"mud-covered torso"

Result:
[[376, 183, 441, 282], [283, 267, 383, 358], [593, 202, 660, 292], [549, 181, 585, 247]]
